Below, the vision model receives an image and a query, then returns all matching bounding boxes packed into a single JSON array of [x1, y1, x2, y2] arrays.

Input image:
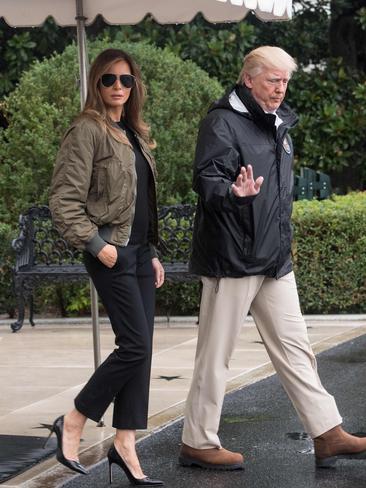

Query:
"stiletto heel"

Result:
[[107, 445, 163, 486], [47, 415, 88, 475], [43, 426, 54, 449]]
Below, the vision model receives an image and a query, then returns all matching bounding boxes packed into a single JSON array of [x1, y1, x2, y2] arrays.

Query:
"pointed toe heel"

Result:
[[46, 415, 88, 475], [56, 454, 89, 475], [107, 445, 163, 486]]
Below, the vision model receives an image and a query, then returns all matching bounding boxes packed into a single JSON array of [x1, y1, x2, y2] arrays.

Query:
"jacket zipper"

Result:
[[275, 127, 288, 278]]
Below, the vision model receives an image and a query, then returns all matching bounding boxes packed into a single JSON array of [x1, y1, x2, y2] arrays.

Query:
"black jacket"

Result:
[[189, 85, 299, 279]]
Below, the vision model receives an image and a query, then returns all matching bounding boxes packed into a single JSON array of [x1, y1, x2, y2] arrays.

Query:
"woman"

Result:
[[48, 48, 165, 486]]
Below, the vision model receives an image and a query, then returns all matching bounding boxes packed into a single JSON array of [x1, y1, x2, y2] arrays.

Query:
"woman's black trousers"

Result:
[[74, 243, 155, 430]]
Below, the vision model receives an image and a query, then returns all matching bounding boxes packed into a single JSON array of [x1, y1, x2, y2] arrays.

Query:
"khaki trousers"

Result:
[[182, 272, 342, 449]]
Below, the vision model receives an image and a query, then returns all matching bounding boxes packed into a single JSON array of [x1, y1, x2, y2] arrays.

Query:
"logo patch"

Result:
[[283, 137, 291, 154]]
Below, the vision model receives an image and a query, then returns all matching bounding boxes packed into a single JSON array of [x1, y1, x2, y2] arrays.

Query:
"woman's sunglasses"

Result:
[[100, 73, 136, 89]]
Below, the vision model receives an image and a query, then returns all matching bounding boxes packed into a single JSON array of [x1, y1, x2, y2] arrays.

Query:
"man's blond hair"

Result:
[[238, 46, 297, 83]]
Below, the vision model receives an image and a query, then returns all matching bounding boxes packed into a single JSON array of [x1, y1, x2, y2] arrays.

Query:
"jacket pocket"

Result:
[[239, 205, 254, 256], [96, 168, 106, 197], [105, 158, 136, 222], [86, 165, 108, 222]]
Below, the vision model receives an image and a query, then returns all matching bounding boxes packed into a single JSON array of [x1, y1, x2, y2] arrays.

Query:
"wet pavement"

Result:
[[63, 333, 366, 488]]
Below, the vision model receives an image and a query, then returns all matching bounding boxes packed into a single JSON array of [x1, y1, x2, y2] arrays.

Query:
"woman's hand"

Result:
[[152, 257, 165, 288], [97, 244, 118, 268], [232, 164, 264, 197]]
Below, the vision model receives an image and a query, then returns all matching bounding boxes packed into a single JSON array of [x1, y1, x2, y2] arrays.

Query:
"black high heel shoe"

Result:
[[44, 415, 88, 475], [107, 445, 163, 486]]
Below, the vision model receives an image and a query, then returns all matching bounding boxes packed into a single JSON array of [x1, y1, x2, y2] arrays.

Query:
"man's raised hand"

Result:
[[232, 164, 264, 198]]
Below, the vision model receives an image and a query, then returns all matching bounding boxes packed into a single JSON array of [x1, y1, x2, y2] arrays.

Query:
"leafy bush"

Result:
[[107, 16, 257, 91], [0, 39, 222, 227], [156, 281, 200, 317], [0, 18, 75, 98], [157, 192, 366, 316], [287, 61, 366, 191], [0, 223, 16, 317], [292, 192, 366, 313], [156, 193, 366, 316]]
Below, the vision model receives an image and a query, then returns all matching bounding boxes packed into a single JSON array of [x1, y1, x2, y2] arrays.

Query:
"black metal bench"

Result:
[[10, 204, 197, 332]]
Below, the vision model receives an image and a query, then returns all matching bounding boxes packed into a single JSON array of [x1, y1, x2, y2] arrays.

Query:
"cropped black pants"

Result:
[[74, 243, 155, 430]]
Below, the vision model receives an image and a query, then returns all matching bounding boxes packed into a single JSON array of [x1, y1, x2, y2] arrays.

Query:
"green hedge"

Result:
[[292, 192, 366, 313], [163, 192, 366, 315], [156, 192, 366, 316]]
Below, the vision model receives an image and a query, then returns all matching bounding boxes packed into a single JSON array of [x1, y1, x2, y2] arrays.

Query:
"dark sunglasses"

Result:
[[100, 73, 136, 88]]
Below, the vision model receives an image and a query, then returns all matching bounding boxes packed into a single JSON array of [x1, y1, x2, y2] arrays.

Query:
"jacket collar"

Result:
[[209, 84, 298, 131], [229, 89, 284, 130]]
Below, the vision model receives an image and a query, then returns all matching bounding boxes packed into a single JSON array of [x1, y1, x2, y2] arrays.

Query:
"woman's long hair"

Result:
[[80, 48, 155, 148]]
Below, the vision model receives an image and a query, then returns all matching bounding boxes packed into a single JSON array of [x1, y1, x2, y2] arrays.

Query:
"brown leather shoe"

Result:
[[179, 443, 244, 470], [314, 425, 366, 468]]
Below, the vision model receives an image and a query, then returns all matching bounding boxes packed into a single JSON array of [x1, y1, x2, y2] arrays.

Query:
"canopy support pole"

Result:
[[75, 0, 104, 426], [75, 0, 88, 106]]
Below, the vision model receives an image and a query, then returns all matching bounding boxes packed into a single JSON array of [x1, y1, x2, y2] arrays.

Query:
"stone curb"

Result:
[[1, 314, 366, 327]]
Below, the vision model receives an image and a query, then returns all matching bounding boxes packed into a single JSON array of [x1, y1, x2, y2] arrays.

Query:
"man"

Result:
[[179, 46, 366, 470]]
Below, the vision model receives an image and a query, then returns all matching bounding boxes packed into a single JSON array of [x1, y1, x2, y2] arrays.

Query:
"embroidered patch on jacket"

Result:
[[283, 137, 291, 154]]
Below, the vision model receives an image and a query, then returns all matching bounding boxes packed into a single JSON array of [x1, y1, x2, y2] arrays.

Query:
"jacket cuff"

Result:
[[149, 243, 158, 259], [228, 187, 257, 206], [85, 233, 107, 257]]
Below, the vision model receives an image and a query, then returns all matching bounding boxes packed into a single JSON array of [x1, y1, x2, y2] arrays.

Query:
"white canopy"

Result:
[[1, 0, 292, 27]]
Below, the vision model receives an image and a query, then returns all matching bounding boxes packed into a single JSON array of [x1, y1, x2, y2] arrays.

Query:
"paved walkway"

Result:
[[0, 315, 365, 487]]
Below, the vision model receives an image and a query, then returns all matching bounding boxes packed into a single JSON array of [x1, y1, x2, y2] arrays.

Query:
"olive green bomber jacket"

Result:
[[49, 116, 159, 257]]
